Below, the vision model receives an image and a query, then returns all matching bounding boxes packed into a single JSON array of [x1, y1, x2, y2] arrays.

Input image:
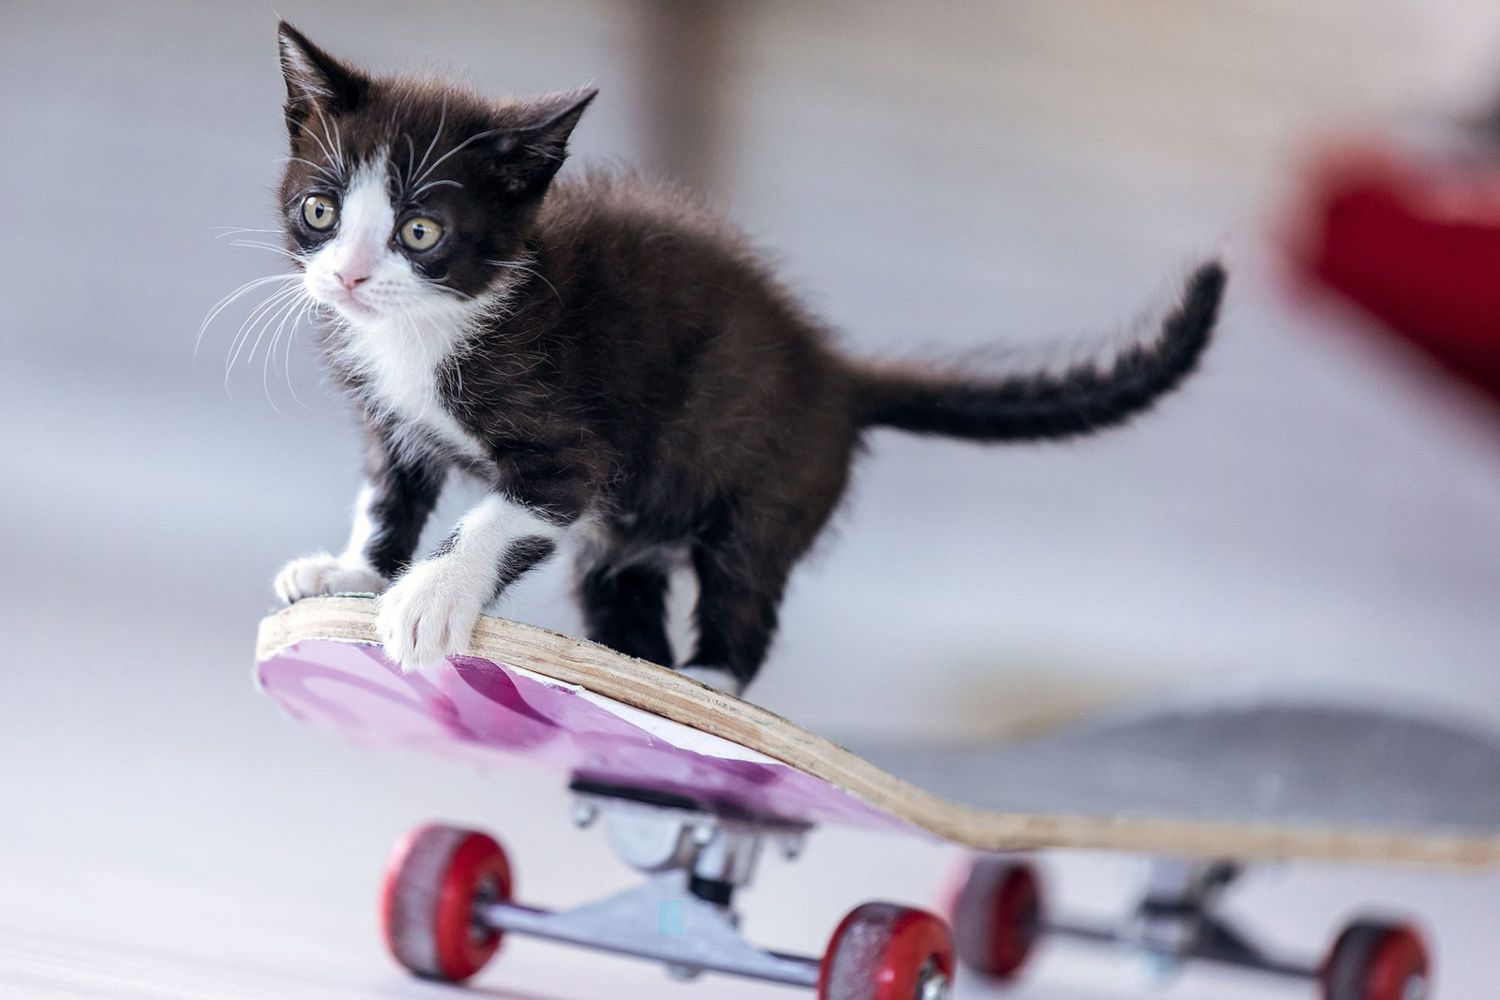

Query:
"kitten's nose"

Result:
[[336, 270, 370, 291]]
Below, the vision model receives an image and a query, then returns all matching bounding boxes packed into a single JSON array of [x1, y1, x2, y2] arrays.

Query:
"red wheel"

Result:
[[381, 824, 512, 982], [1322, 920, 1430, 1000], [951, 857, 1042, 980], [818, 902, 955, 1000]]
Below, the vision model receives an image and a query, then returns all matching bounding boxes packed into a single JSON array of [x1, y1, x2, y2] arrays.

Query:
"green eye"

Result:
[[399, 216, 443, 252], [301, 194, 338, 231]]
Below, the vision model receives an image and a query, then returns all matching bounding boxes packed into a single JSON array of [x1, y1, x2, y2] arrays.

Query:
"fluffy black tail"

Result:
[[854, 261, 1226, 442]]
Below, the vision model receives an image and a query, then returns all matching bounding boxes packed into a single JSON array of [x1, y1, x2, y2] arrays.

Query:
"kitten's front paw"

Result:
[[274, 553, 389, 604], [374, 557, 486, 673]]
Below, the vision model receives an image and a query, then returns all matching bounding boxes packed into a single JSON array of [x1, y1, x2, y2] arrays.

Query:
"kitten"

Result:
[[265, 23, 1226, 695]]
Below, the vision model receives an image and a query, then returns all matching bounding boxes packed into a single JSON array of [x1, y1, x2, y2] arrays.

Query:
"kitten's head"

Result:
[[275, 22, 594, 328]]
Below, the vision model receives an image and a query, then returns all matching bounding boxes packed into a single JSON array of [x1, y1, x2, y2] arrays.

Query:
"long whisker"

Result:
[[412, 97, 448, 190], [213, 226, 282, 237], [240, 287, 303, 406], [224, 285, 301, 388], [228, 239, 307, 262], [225, 288, 299, 381], [197, 273, 299, 358], [402, 132, 417, 192], [411, 178, 463, 199], [331, 117, 345, 168], [411, 125, 503, 191], [283, 298, 317, 410], [313, 104, 345, 177], [483, 259, 562, 304], [255, 288, 303, 369], [296, 108, 339, 172], [279, 155, 342, 186], [261, 290, 309, 414]]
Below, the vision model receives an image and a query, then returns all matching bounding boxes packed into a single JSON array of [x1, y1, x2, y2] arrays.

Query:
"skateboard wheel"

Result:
[[818, 902, 955, 1000], [381, 824, 513, 982], [951, 857, 1042, 980], [1322, 920, 1430, 1000]]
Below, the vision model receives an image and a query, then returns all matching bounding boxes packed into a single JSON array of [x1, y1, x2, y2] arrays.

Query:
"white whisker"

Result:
[[197, 273, 299, 358], [402, 132, 417, 191], [229, 239, 306, 262], [261, 289, 309, 414], [411, 125, 503, 191], [213, 226, 282, 237], [281, 155, 341, 186], [224, 284, 301, 388], [282, 298, 317, 410], [225, 286, 299, 378], [483, 258, 562, 304], [412, 97, 448, 191], [412, 178, 463, 198], [300, 107, 339, 173]]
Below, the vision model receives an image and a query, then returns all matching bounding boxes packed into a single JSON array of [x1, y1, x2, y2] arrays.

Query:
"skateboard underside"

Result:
[[257, 597, 1500, 867]]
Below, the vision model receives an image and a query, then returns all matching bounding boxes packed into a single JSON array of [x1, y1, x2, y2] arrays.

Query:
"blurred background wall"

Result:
[[5, 2, 1500, 997]]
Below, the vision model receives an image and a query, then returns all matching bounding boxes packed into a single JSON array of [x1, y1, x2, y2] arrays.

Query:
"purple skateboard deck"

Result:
[[257, 614, 905, 835]]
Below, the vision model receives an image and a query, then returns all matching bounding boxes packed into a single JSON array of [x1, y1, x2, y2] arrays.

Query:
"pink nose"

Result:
[[336, 270, 370, 291]]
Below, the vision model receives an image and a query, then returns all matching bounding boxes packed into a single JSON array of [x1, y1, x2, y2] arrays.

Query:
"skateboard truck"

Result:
[[1127, 860, 1313, 980], [381, 779, 957, 998], [952, 855, 1432, 1000]]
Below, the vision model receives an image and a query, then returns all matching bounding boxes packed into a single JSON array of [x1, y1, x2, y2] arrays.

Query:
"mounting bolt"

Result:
[[666, 963, 703, 981]]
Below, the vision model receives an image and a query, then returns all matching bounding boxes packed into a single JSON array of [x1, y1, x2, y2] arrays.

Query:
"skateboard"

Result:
[[257, 596, 1498, 998]]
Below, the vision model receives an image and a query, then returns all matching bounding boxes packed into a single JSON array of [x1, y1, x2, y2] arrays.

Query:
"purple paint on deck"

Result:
[[257, 638, 912, 832]]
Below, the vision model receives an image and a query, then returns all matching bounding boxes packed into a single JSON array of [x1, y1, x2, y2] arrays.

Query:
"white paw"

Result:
[[274, 552, 389, 604], [374, 556, 486, 673], [677, 665, 745, 698]]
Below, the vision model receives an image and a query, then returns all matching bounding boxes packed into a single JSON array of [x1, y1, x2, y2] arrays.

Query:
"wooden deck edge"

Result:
[[256, 596, 1500, 869]]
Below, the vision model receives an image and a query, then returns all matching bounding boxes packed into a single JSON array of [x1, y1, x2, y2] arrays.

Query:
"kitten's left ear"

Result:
[[493, 88, 598, 195], [278, 21, 369, 139]]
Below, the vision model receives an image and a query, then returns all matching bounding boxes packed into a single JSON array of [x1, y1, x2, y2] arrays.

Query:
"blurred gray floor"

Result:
[[5, 1, 1500, 997]]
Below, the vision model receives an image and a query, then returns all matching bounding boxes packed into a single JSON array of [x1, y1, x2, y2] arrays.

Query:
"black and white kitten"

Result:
[[265, 23, 1226, 695]]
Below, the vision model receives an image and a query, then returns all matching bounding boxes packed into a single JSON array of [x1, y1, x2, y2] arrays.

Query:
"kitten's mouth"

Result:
[[329, 288, 377, 318]]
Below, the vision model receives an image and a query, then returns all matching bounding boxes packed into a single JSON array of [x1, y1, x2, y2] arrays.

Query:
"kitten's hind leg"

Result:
[[577, 562, 674, 667], [683, 535, 796, 698]]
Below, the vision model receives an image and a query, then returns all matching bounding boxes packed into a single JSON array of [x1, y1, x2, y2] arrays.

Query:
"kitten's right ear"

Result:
[[277, 21, 369, 138]]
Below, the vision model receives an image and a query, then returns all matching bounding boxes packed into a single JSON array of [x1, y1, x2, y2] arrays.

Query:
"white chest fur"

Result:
[[334, 315, 488, 463]]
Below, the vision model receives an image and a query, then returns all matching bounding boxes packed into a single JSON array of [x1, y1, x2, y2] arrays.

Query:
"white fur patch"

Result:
[[342, 483, 378, 559], [375, 495, 567, 672], [300, 155, 495, 464], [274, 554, 388, 603], [273, 485, 390, 603]]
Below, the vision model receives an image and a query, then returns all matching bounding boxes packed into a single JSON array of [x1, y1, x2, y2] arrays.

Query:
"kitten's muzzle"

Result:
[[336, 269, 371, 291]]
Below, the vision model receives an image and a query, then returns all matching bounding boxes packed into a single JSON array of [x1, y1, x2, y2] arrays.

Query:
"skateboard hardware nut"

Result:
[[572, 802, 599, 829]]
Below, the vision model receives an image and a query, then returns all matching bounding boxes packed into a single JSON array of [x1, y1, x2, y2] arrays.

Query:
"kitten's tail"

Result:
[[853, 260, 1226, 442]]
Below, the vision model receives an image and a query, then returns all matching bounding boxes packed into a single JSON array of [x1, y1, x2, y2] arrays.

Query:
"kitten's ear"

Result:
[[277, 21, 369, 138], [492, 88, 598, 195]]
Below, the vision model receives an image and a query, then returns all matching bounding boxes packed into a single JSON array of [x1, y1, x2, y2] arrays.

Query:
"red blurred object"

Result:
[[818, 903, 955, 1000], [382, 825, 512, 982], [1288, 142, 1500, 409]]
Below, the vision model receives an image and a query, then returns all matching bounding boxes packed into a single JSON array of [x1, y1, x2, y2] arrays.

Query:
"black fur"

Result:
[[857, 262, 1226, 441], [578, 563, 675, 667], [272, 24, 1227, 688], [492, 536, 556, 600], [361, 423, 446, 578]]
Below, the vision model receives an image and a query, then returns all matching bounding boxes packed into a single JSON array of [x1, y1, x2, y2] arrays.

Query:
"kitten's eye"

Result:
[[399, 217, 443, 252], [301, 195, 338, 231]]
